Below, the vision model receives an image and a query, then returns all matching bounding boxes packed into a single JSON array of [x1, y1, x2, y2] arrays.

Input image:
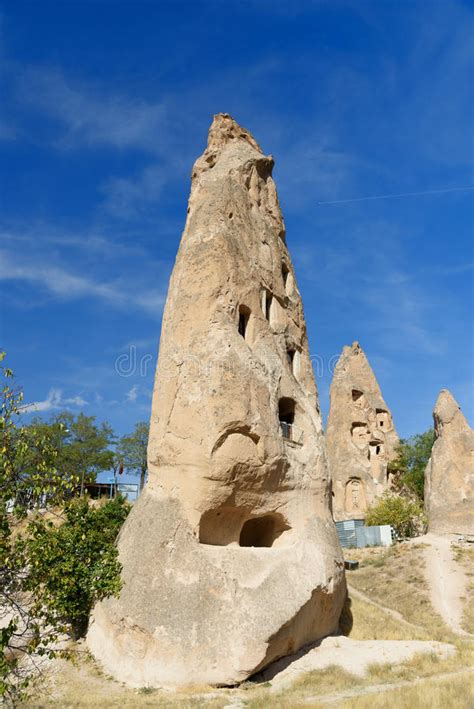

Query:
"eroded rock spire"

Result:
[[424, 389, 474, 534], [326, 342, 399, 521], [87, 114, 346, 687]]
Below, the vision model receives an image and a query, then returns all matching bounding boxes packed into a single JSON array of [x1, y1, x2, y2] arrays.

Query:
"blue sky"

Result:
[[1, 0, 473, 458]]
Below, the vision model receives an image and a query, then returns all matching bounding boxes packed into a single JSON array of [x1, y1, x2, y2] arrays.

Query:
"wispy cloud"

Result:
[[0, 250, 165, 315], [18, 67, 168, 153], [21, 388, 88, 413], [1, 224, 147, 258], [101, 164, 168, 218]]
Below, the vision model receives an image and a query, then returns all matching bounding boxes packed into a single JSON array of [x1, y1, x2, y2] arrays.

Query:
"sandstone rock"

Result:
[[424, 389, 474, 535], [87, 114, 346, 687], [326, 342, 399, 522]]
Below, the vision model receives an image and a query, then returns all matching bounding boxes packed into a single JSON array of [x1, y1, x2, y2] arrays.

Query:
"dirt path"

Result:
[[422, 533, 473, 636], [304, 667, 474, 705]]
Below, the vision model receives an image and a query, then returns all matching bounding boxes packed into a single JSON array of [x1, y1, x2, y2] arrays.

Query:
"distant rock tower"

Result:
[[424, 389, 474, 535], [326, 342, 399, 522], [87, 114, 346, 687]]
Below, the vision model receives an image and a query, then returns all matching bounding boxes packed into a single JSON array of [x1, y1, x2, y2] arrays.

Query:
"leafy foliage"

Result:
[[116, 422, 149, 490], [366, 491, 426, 537], [52, 412, 115, 494], [0, 354, 129, 701], [0, 353, 75, 699], [22, 496, 130, 640], [388, 429, 435, 500]]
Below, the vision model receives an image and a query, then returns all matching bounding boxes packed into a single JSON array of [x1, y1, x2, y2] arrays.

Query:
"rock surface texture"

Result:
[[87, 114, 346, 687], [326, 342, 399, 522], [424, 389, 474, 535]]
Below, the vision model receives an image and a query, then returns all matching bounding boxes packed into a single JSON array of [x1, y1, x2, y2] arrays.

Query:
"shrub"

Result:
[[365, 492, 426, 537], [22, 495, 130, 639]]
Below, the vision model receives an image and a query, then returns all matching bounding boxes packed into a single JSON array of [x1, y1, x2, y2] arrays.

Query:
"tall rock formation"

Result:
[[424, 389, 474, 535], [326, 342, 399, 522], [87, 114, 346, 687]]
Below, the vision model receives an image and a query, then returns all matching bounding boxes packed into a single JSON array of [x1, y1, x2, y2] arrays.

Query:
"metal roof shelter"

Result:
[[335, 519, 393, 548]]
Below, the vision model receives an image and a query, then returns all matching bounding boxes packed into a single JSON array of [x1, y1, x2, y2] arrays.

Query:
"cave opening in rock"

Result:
[[238, 305, 250, 339], [265, 292, 273, 322], [376, 408, 390, 430], [278, 397, 295, 440], [287, 347, 295, 367], [239, 514, 285, 547]]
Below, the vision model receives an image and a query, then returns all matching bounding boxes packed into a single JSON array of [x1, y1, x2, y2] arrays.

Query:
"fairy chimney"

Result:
[[87, 114, 346, 687], [424, 389, 474, 535], [326, 342, 399, 522]]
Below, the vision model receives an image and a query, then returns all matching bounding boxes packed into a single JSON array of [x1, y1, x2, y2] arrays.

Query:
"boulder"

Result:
[[87, 113, 346, 687]]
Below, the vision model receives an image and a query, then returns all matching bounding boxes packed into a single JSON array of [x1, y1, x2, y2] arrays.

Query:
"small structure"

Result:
[[85, 481, 139, 502], [335, 520, 393, 549], [85, 482, 115, 499]]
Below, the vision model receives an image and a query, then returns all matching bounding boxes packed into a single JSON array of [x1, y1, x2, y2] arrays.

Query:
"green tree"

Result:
[[53, 412, 115, 495], [388, 429, 435, 500], [366, 491, 426, 537], [0, 353, 76, 700], [0, 354, 128, 701], [22, 496, 130, 640], [116, 422, 149, 491]]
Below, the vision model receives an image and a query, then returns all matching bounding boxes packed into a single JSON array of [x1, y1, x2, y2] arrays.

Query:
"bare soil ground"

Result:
[[23, 541, 473, 708]]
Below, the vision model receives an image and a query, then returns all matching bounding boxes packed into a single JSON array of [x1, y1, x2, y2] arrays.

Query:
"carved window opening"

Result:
[[265, 293, 273, 322], [369, 441, 384, 459], [376, 408, 391, 431], [278, 397, 296, 441], [261, 289, 276, 328], [238, 305, 250, 339], [352, 389, 364, 402], [282, 262, 289, 290], [287, 347, 300, 379]]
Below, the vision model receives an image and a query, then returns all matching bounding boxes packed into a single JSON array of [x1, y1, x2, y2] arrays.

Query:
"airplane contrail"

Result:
[[317, 186, 474, 205]]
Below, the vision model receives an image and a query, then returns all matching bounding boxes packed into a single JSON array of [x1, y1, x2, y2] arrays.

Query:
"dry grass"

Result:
[[345, 543, 449, 638], [23, 651, 227, 708], [24, 542, 474, 708], [452, 544, 474, 634], [342, 593, 427, 641], [338, 671, 474, 709]]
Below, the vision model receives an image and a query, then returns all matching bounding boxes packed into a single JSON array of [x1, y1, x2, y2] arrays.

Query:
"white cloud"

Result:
[[0, 249, 165, 316], [21, 388, 88, 414], [63, 395, 88, 407], [126, 385, 138, 403]]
